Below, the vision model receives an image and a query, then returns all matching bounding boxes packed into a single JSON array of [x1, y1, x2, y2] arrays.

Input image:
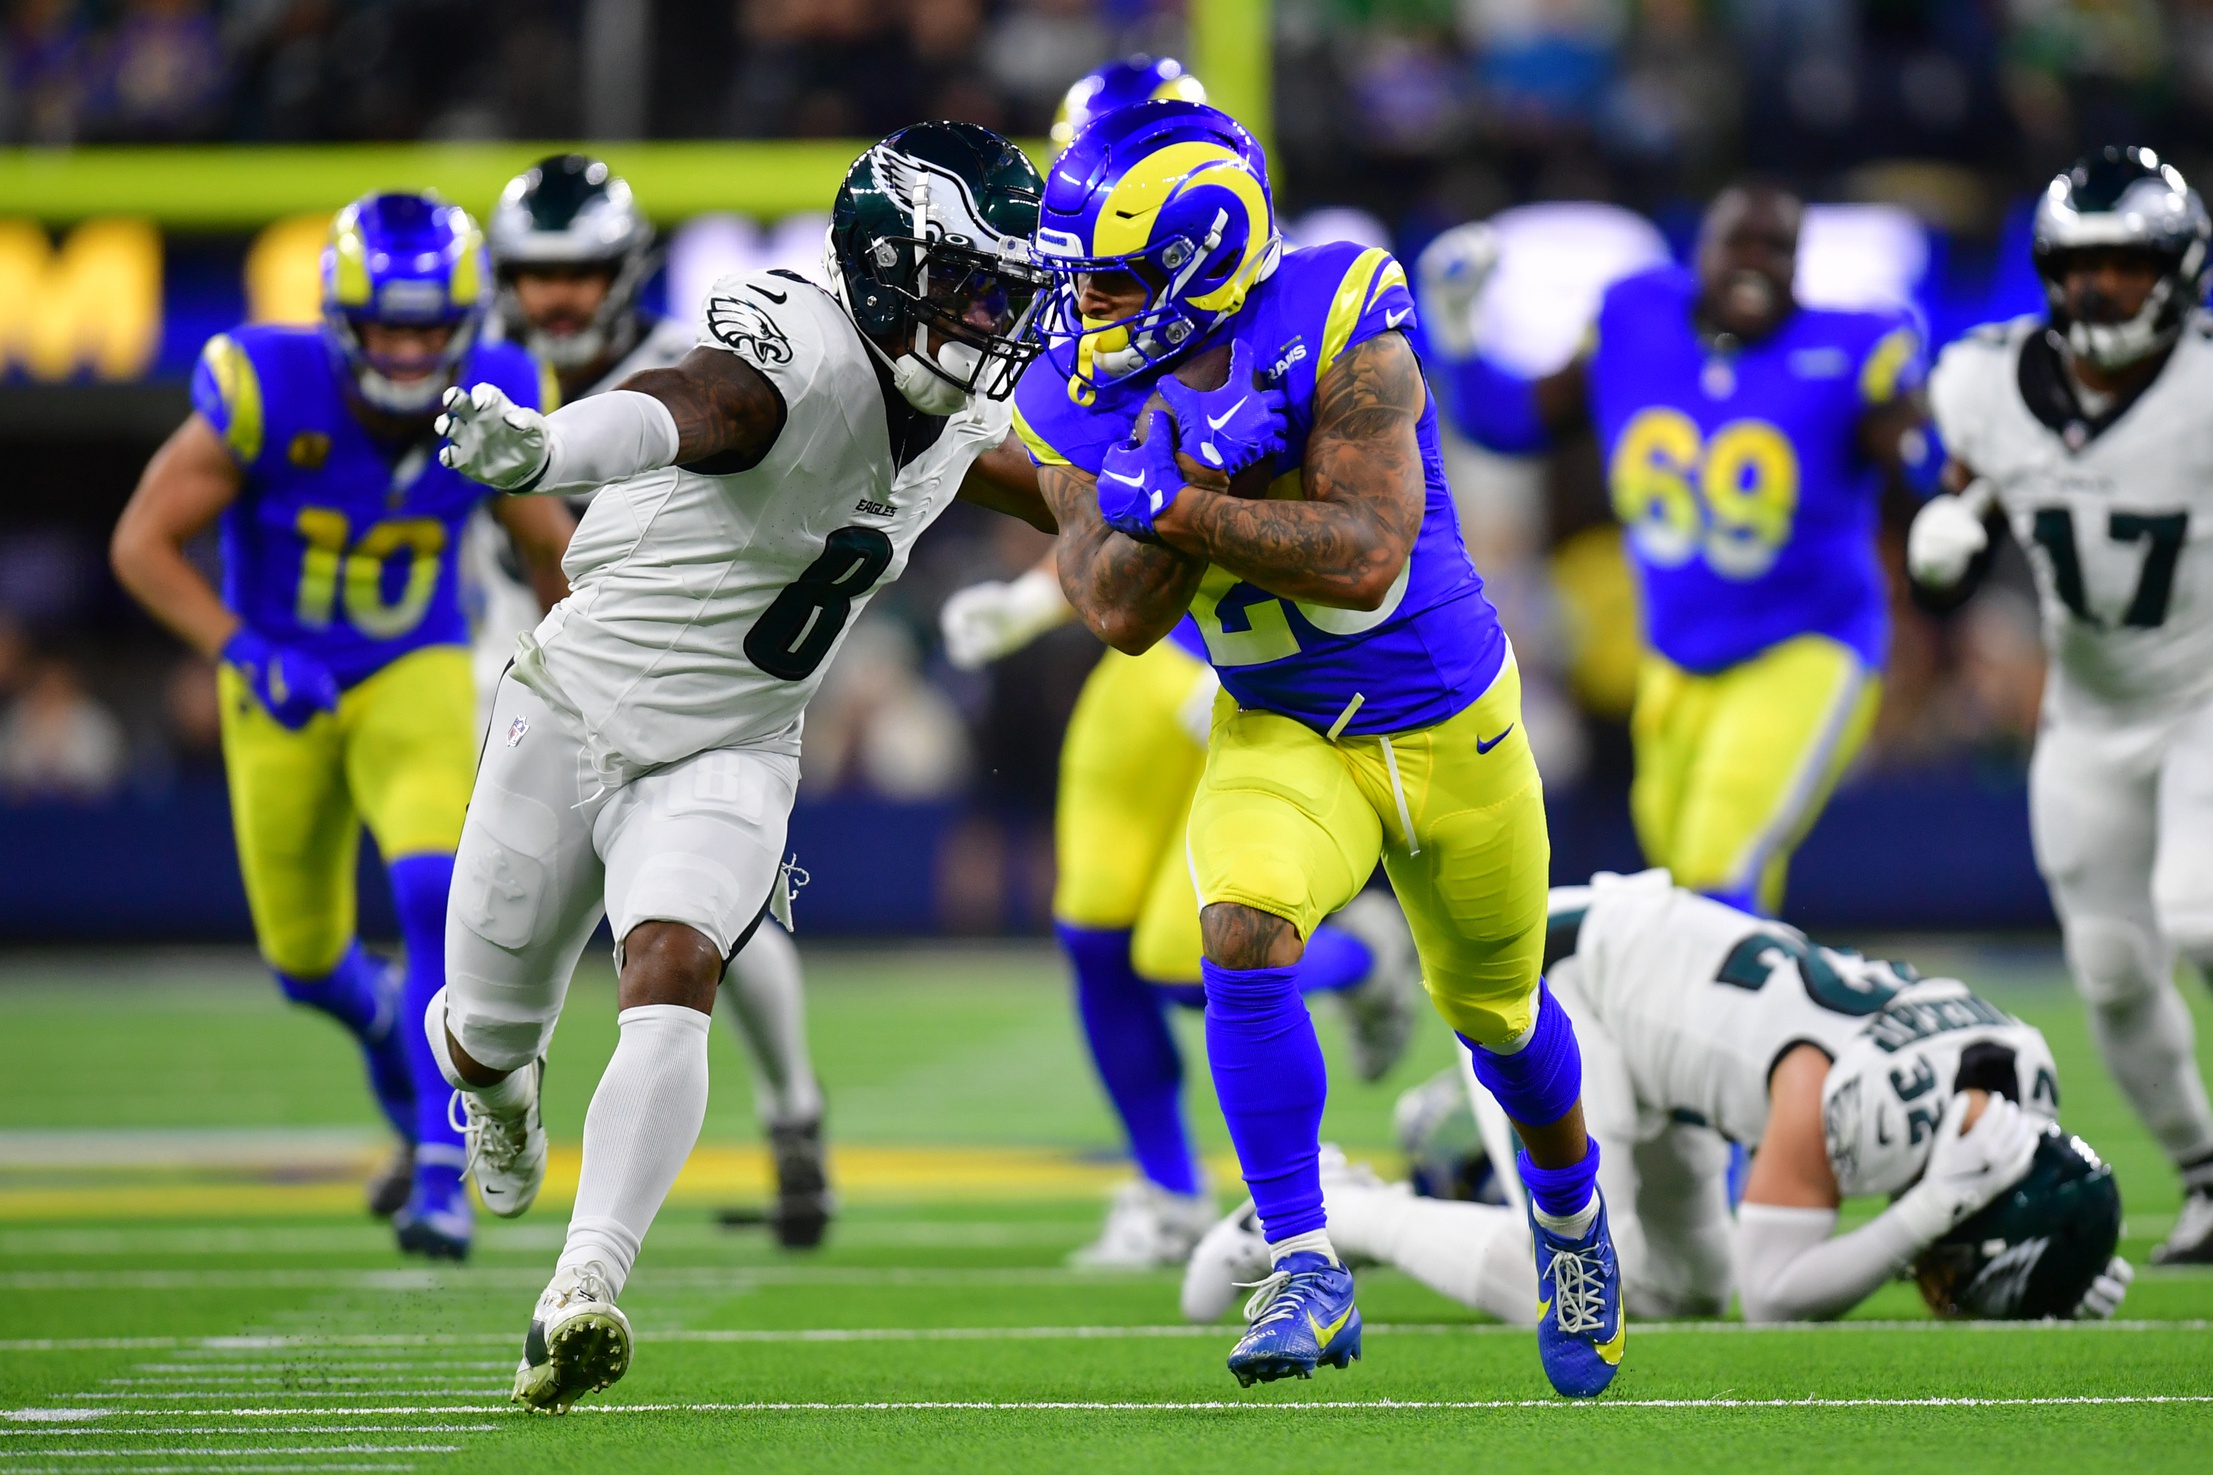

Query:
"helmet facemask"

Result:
[[2042, 242, 2205, 371], [329, 310, 477, 414], [497, 253, 653, 372]]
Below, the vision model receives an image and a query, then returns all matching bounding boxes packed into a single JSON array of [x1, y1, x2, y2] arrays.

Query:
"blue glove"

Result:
[[1096, 410, 1187, 542], [221, 627, 340, 731], [1154, 340, 1289, 478]]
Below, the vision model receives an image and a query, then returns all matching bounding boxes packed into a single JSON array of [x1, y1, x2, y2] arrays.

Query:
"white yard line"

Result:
[[561, 1395, 2213, 1413], [0, 1431, 495, 1439], [63, 1395, 506, 1404], [0, 1448, 455, 1459]]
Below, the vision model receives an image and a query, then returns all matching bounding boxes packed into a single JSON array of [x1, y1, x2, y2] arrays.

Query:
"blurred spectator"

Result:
[[984, 0, 1112, 133], [803, 614, 973, 800], [0, 654, 127, 800], [1465, 0, 1627, 138], [2, 0, 89, 143], [1598, 0, 1738, 195], [79, 0, 225, 141], [728, 0, 920, 138], [163, 653, 222, 775], [2001, 0, 2169, 160]]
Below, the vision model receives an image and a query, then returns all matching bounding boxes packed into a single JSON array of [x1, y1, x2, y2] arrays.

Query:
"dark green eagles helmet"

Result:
[[1915, 1123, 2121, 1319], [489, 153, 655, 372], [826, 121, 1047, 402]]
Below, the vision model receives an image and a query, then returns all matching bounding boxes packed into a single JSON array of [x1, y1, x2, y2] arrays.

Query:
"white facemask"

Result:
[[355, 367, 449, 413], [891, 337, 980, 415]]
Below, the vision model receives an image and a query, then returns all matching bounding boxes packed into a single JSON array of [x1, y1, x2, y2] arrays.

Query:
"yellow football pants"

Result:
[[1630, 633, 1880, 915], [219, 644, 478, 978], [1052, 640, 1213, 983], [1186, 659, 1549, 1047]]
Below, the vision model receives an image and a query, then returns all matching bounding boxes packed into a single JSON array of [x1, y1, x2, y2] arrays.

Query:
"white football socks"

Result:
[[1266, 1228, 1340, 1267], [719, 924, 824, 1128], [1533, 1192, 1600, 1242], [1324, 1181, 1536, 1324], [2087, 983, 2213, 1167], [558, 1004, 713, 1297]]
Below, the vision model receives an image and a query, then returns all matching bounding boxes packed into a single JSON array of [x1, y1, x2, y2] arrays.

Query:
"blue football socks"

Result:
[[1201, 959, 1329, 1241], [1057, 924, 1202, 1197], [387, 853, 466, 1197], [1463, 980, 1583, 1129], [1292, 922, 1374, 996], [276, 942, 412, 1140]]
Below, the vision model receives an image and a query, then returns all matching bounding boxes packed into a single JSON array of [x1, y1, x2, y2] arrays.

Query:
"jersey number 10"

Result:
[[293, 508, 446, 639]]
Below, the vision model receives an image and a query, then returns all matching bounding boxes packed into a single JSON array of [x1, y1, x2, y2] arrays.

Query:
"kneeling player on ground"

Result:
[[1185, 870, 2132, 1324], [431, 123, 1055, 1413], [1021, 101, 1620, 1396]]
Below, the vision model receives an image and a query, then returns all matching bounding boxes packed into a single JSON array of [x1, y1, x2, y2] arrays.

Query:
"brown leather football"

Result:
[[1130, 343, 1277, 500]]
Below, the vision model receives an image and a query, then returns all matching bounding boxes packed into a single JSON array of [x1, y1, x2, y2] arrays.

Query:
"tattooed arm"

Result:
[[1151, 331, 1425, 609], [1039, 460, 1208, 654], [622, 345, 788, 475]]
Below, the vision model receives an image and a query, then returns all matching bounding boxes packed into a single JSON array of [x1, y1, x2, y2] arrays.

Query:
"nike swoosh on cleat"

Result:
[[1535, 1297, 1550, 1322], [1475, 724, 1515, 755], [1596, 1315, 1627, 1366], [1308, 1307, 1354, 1343], [1205, 397, 1250, 431]]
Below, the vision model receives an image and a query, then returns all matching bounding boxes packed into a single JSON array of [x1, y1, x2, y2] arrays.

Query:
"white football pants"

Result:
[[2031, 691, 2213, 1177]]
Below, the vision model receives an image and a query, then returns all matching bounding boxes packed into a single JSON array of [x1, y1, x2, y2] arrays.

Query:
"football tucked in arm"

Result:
[[1131, 343, 1278, 501]]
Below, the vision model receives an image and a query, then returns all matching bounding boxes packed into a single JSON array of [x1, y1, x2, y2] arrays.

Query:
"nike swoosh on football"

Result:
[[1205, 396, 1251, 431], [1475, 723, 1515, 755]]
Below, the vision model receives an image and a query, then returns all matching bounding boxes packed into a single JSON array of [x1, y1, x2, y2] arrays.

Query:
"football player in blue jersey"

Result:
[[1417, 186, 1934, 915], [111, 193, 575, 1261], [1018, 100, 1622, 1396], [944, 59, 1422, 1270]]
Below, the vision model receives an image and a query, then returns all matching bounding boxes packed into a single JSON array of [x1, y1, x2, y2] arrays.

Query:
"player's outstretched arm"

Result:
[[957, 432, 1058, 532], [1153, 332, 1425, 610], [110, 413, 245, 658], [1040, 461, 1206, 654], [489, 494, 576, 611], [623, 346, 786, 474]]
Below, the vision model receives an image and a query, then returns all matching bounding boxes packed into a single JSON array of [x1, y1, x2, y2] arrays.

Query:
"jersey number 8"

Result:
[[1610, 410, 1801, 580], [745, 526, 895, 681]]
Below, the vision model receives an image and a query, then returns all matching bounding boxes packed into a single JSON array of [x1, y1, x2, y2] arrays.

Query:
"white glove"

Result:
[[939, 567, 1072, 670], [2075, 1255, 2133, 1320], [437, 383, 550, 491], [1907, 487, 1991, 588], [1414, 222, 1500, 362], [1895, 1092, 2041, 1244]]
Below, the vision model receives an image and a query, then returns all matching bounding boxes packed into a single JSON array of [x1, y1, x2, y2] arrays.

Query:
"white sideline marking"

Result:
[[65, 1394, 507, 1403], [6, 1318, 2209, 1355], [566, 1395, 2213, 1413], [0, 1430, 496, 1439], [0, 1266, 1169, 1292], [0, 1467, 413, 1473]]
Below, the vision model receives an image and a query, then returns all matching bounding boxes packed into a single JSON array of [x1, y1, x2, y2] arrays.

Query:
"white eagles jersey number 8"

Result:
[[518, 271, 1010, 770], [1929, 316, 2213, 716]]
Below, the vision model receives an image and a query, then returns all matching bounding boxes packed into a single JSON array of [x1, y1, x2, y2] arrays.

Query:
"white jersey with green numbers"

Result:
[[1930, 315, 2213, 723], [515, 271, 1008, 772]]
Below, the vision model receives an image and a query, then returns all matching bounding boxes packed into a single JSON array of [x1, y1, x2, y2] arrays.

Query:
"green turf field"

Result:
[[3, 939, 2210, 1472]]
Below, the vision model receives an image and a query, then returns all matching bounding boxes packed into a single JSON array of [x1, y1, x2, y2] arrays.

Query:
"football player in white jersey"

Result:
[[1913, 146, 2213, 1265], [428, 122, 1055, 1412], [1184, 870, 2132, 1324], [471, 152, 836, 1252]]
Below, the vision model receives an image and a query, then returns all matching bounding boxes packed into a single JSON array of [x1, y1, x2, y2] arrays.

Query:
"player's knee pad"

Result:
[[421, 986, 469, 1091], [439, 971, 552, 1075], [2064, 915, 2167, 1010]]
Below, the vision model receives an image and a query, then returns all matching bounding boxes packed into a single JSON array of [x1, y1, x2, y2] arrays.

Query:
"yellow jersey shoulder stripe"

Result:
[[1859, 324, 1920, 404], [537, 355, 562, 414], [1012, 402, 1072, 468], [1316, 247, 1395, 383], [200, 333, 264, 466]]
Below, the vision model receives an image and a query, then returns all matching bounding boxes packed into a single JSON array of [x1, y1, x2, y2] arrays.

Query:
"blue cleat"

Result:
[[1529, 1194, 1625, 1397], [1225, 1251, 1362, 1387], [394, 1169, 473, 1262]]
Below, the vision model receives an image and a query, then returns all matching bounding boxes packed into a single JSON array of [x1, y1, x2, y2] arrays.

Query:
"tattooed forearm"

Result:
[[625, 346, 787, 474], [1038, 462, 1206, 652], [1154, 332, 1425, 609]]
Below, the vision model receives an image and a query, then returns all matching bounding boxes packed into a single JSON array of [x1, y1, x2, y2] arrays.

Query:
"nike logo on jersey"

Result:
[[748, 283, 788, 304], [1206, 397, 1250, 431], [1386, 307, 1411, 329], [1475, 723, 1515, 755]]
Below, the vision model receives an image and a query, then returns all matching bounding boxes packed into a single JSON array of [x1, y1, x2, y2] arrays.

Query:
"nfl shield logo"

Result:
[[505, 716, 529, 748]]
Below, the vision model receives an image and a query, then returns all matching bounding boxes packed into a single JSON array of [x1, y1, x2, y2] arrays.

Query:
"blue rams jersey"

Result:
[[1590, 267, 1922, 672], [192, 325, 550, 689], [1017, 241, 1506, 735]]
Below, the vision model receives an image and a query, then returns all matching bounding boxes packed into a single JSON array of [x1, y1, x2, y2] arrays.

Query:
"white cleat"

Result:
[[1182, 1196, 1269, 1322], [1332, 891, 1421, 1082], [454, 1059, 545, 1219], [513, 1261, 632, 1414], [2152, 1186, 2213, 1265], [1068, 1178, 1217, 1269]]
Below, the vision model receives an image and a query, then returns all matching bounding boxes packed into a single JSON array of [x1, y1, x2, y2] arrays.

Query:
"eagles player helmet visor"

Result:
[[2032, 145, 2212, 370], [321, 192, 487, 415], [826, 121, 1049, 403], [1915, 1124, 2122, 1319], [1032, 100, 1282, 395], [1051, 55, 1207, 150], [489, 153, 656, 372]]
